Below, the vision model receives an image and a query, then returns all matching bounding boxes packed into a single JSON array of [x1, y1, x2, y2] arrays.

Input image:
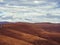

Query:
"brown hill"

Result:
[[0, 22, 60, 45]]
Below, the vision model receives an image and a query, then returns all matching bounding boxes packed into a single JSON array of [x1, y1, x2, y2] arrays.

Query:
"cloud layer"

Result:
[[0, 0, 60, 23]]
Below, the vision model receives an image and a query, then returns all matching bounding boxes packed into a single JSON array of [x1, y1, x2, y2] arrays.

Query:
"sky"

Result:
[[0, 0, 60, 23]]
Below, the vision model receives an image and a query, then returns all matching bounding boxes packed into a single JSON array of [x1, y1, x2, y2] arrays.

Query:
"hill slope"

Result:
[[0, 22, 60, 45]]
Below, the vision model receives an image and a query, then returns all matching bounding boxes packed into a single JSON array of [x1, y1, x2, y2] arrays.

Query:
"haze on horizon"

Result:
[[0, 0, 60, 23]]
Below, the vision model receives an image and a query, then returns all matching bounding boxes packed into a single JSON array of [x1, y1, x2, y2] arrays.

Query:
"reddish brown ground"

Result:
[[0, 22, 60, 45]]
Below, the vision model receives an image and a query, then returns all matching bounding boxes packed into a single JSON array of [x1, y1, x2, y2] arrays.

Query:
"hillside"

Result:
[[0, 22, 60, 45]]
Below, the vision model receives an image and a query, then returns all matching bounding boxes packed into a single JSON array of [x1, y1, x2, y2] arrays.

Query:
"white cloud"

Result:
[[33, 0, 43, 4], [49, 8, 60, 16], [0, 0, 4, 2], [0, 0, 60, 23]]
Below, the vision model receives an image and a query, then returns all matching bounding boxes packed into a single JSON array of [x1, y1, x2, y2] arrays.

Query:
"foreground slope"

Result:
[[0, 22, 60, 45]]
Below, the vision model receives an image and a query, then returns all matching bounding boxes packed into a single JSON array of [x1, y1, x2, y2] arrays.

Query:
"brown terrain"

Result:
[[0, 22, 60, 45]]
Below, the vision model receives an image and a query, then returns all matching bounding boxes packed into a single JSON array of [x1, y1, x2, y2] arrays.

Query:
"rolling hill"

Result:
[[0, 22, 60, 45]]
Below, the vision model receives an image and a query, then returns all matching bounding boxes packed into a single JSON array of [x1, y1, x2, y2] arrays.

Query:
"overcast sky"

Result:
[[0, 0, 60, 23]]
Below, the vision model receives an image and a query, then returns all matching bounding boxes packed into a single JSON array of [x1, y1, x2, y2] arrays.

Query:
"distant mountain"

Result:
[[0, 22, 9, 24]]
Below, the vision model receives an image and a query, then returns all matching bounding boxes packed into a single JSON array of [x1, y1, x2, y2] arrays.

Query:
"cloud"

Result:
[[0, 0, 4, 2], [48, 8, 60, 16], [0, 0, 60, 23]]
